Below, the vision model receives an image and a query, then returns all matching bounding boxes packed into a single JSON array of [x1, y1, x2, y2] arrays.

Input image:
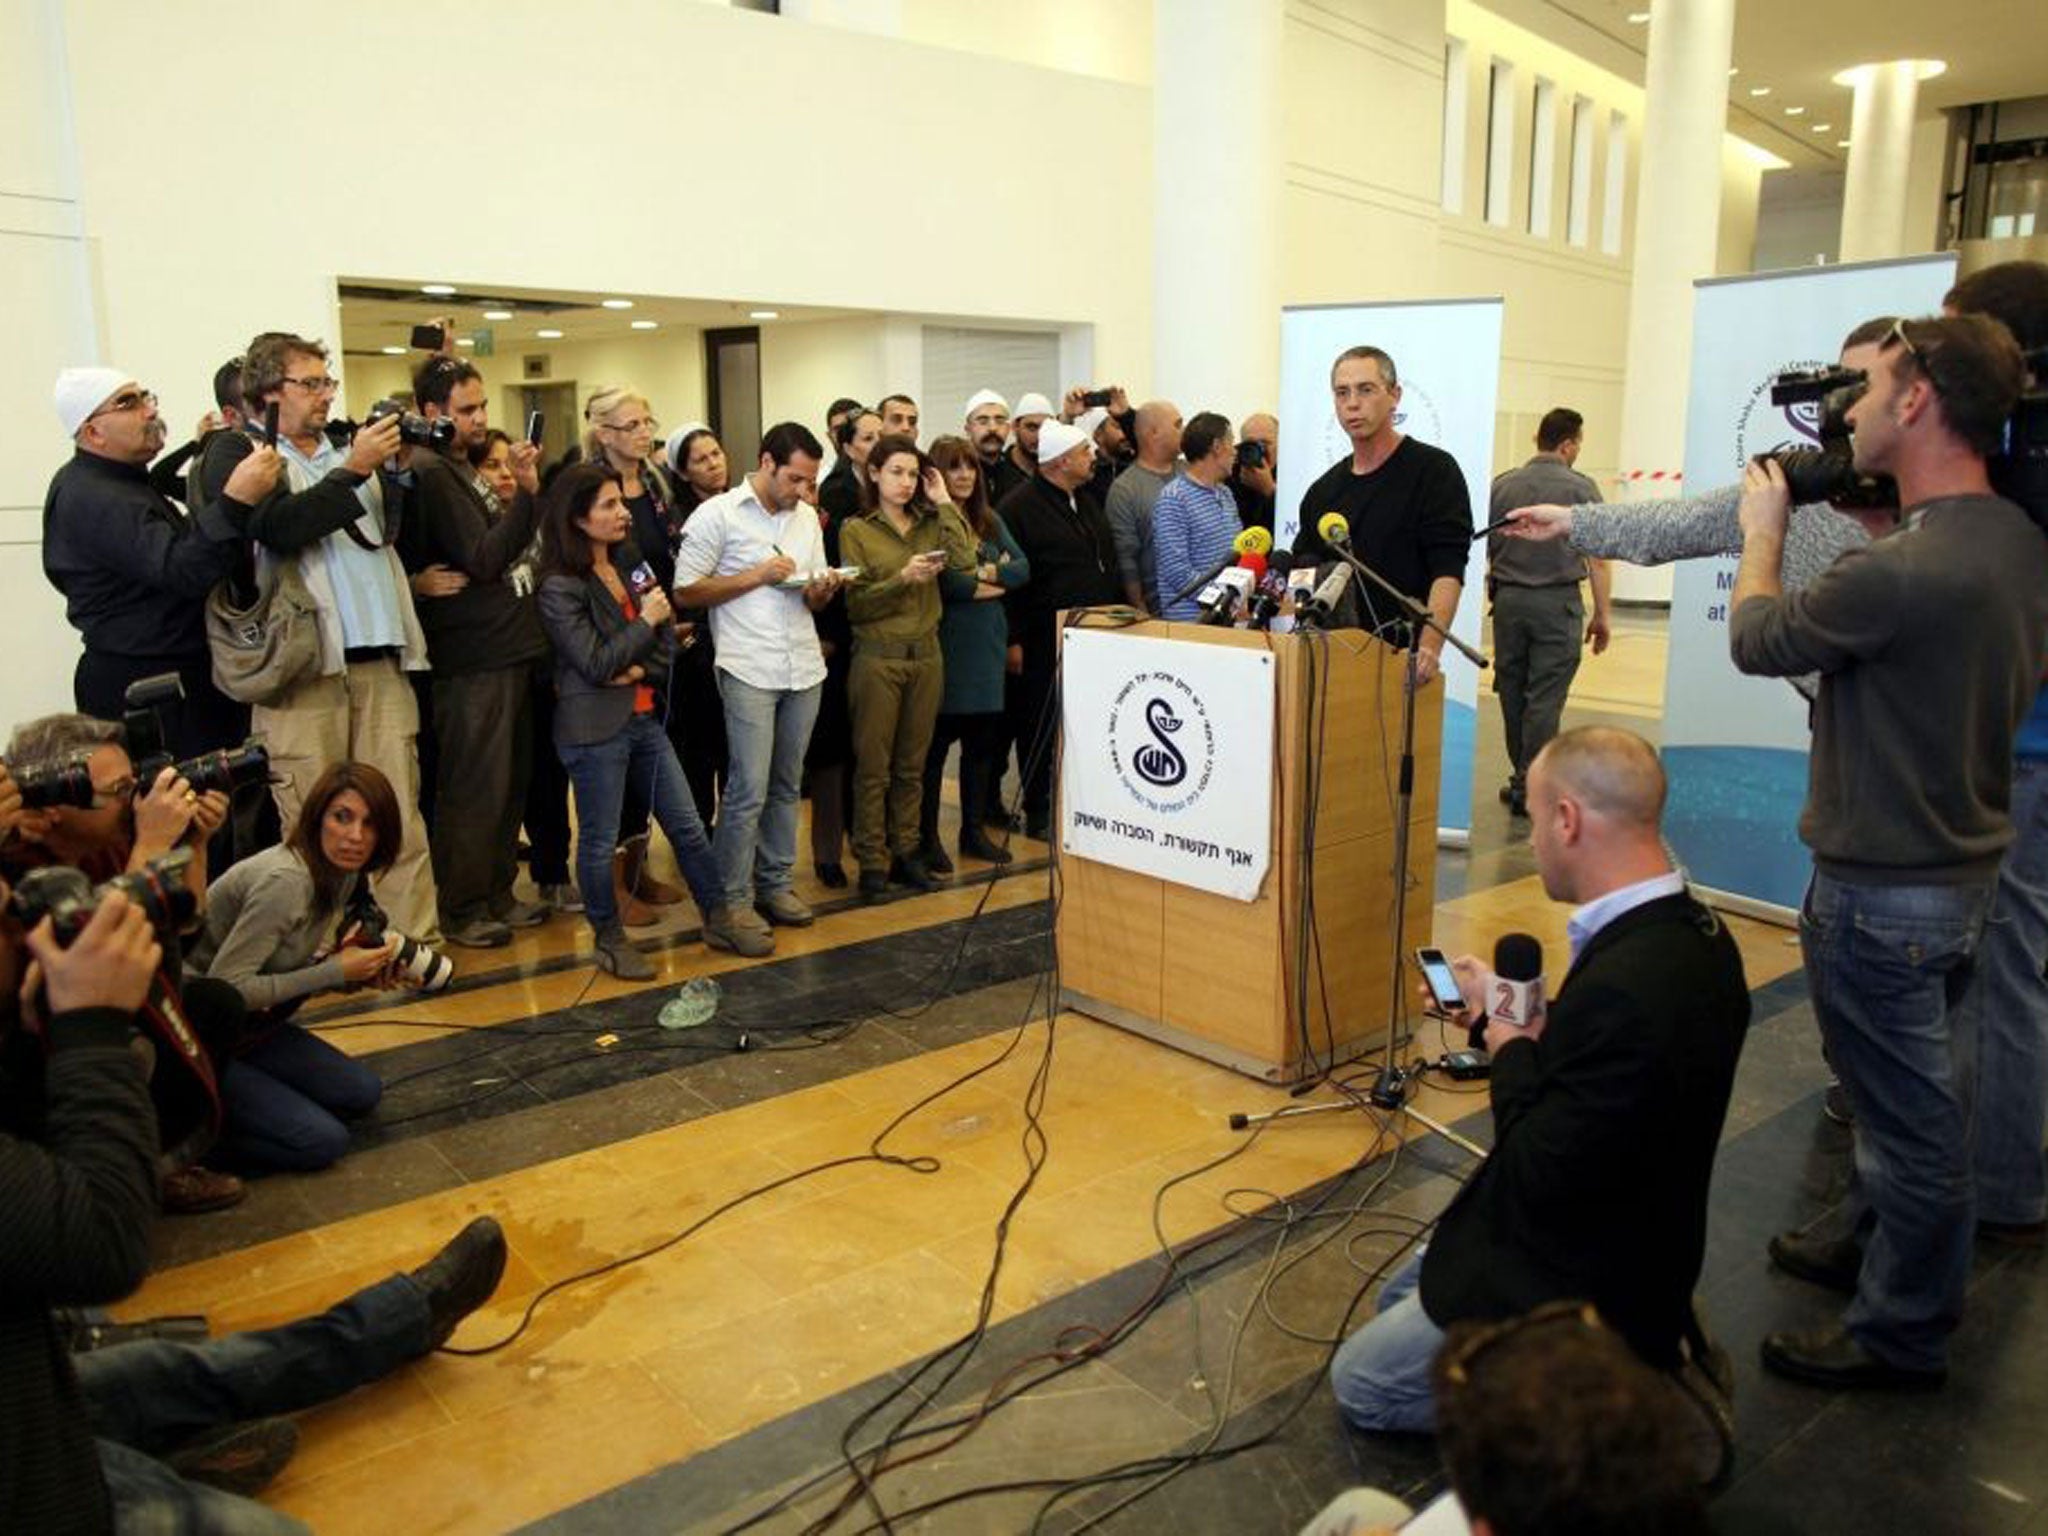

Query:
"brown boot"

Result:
[[612, 848, 658, 928], [619, 834, 684, 906]]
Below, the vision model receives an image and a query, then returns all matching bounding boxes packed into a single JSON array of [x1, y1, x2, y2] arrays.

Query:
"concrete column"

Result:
[[1151, 0, 1283, 418], [1613, 0, 1736, 602], [1838, 62, 1924, 262]]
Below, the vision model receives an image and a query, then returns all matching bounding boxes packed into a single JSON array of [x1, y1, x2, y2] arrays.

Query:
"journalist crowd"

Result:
[[4, 255, 2045, 1533]]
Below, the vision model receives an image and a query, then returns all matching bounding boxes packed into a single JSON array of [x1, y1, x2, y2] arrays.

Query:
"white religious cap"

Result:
[[1075, 406, 1110, 438], [665, 422, 710, 469], [1036, 418, 1090, 464], [1013, 391, 1056, 423], [54, 366, 131, 437], [963, 388, 1008, 419]]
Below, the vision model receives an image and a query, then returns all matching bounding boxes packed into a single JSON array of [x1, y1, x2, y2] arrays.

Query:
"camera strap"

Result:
[[138, 970, 223, 1136]]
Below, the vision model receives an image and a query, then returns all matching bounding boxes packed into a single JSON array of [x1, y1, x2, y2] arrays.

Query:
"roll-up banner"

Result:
[[1277, 299, 1503, 841], [1666, 254, 1957, 919]]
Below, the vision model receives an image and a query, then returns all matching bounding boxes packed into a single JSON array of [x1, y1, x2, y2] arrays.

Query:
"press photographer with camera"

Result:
[[196, 332, 440, 944]]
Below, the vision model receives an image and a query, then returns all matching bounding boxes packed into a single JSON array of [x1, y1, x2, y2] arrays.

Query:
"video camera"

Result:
[[8, 848, 197, 945], [341, 891, 455, 993], [324, 397, 455, 452], [1757, 366, 1897, 510]]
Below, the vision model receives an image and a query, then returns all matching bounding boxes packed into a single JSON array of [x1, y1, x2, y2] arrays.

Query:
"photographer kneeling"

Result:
[[186, 763, 423, 1173]]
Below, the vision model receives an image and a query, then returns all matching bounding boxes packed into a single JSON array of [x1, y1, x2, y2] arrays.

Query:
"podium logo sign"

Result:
[[1062, 630, 1274, 902]]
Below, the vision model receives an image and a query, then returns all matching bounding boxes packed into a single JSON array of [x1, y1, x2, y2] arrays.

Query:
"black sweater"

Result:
[[0, 1008, 158, 1535], [398, 447, 546, 675], [1292, 437, 1473, 625], [996, 475, 1121, 662]]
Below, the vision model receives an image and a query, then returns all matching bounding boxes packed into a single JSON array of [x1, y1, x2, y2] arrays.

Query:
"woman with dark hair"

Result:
[[921, 436, 1030, 869], [806, 408, 881, 886], [662, 424, 732, 827], [536, 462, 726, 980], [840, 433, 978, 899], [187, 762, 410, 1171]]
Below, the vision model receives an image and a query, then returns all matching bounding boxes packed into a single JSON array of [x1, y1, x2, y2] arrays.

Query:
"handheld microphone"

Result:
[[1198, 553, 1265, 625], [1480, 933, 1546, 1048], [1168, 525, 1273, 609], [627, 562, 659, 598], [1296, 564, 1351, 628], [1246, 549, 1296, 629], [1317, 511, 1352, 547]]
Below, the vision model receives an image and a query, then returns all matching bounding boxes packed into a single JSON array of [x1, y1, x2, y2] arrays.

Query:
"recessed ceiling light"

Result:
[[748, 310, 780, 321], [380, 346, 405, 355], [1625, 11, 1649, 22], [536, 329, 563, 339], [1748, 86, 1771, 97], [1784, 105, 1806, 116], [631, 320, 658, 330], [1837, 139, 1851, 148], [1728, 67, 1739, 78], [482, 309, 512, 321], [455, 337, 475, 347], [421, 283, 456, 296], [601, 299, 634, 310], [1812, 123, 1832, 132]]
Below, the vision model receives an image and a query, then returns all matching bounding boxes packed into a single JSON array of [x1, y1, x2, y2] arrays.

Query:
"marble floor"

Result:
[[111, 611, 2048, 1533]]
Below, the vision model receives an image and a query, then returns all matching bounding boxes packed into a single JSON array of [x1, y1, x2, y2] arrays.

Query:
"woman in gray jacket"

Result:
[[536, 463, 725, 980]]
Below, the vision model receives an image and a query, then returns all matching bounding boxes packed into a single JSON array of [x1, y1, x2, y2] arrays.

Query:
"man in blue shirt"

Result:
[[1152, 413, 1244, 621]]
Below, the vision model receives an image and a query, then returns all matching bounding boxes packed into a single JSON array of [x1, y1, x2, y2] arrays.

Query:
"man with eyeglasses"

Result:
[[196, 331, 440, 943], [42, 367, 282, 791], [1731, 313, 2048, 1392]]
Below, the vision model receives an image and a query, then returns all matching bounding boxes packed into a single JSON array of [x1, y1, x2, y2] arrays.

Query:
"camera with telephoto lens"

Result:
[[118, 674, 271, 801], [14, 753, 96, 810], [1756, 365, 1898, 511], [323, 397, 455, 452], [1235, 439, 1269, 470], [8, 848, 196, 946], [341, 892, 455, 993]]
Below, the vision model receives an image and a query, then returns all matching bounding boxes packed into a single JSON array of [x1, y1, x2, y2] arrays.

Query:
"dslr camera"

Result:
[[341, 892, 455, 993], [12, 676, 271, 812], [9, 848, 197, 945], [324, 397, 455, 452], [1755, 366, 1897, 510]]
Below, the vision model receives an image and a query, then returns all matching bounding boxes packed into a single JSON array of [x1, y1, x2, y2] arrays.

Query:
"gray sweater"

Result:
[[186, 844, 358, 1010], [1728, 495, 2048, 883]]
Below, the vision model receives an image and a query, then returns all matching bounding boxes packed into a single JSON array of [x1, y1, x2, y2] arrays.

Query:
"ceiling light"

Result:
[[1784, 106, 1806, 116], [482, 309, 512, 321], [1812, 123, 1832, 132], [1837, 139, 1851, 148], [420, 283, 456, 296], [601, 298, 634, 310], [1625, 11, 1649, 22], [1728, 67, 1739, 77], [631, 320, 658, 330], [380, 346, 405, 355], [536, 329, 563, 339], [748, 310, 780, 321], [1748, 86, 1771, 97], [455, 337, 475, 347], [1832, 60, 1946, 88]]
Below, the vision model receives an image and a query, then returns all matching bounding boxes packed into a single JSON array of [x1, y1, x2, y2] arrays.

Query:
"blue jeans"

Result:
[[80, 1273, 430, 1533], [1801, 870, 1991, 1371], [1328, 1248, 1443, 1432], [1959, 757, 2048, 1225], [714, 673, 822, 908], [559, 713, 723, 934], [219, 1025, 382, 1173]]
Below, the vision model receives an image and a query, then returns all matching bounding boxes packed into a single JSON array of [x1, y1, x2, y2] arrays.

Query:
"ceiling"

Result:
[[334, 280, 859, 356], [1489, 0, 2046, 169]]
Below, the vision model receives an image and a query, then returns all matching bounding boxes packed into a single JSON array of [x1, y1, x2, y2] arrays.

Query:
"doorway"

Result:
[[705, 327, 762, 463], [516, 382, 580, 469]]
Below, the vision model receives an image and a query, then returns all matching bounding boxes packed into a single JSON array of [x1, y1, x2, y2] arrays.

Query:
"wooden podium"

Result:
[[1055, 618, 1440, 1084]]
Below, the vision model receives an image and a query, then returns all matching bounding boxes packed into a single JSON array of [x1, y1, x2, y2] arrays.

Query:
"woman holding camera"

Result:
[[920, 437, 1030, 870], [186, 761, 405, 1173], [537, 462, 726, 981], [840, 434, 978, 900]]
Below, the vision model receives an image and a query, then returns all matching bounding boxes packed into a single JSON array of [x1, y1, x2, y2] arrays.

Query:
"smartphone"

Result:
[[526, 409, 545, 447], [410, 322, 447, 351], [1415, 947, 1466, 1013], [1081, 388, 1113, 408], [262, 401, 280, 448]]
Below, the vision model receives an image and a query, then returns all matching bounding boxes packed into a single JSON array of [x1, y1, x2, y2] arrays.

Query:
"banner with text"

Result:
[[1277, 298, 1503, 837], [1060, 630, 1276, 901], [1666, 254, 1957, 915]]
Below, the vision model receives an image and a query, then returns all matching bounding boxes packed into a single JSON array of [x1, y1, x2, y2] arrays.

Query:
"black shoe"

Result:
[[1979, 1216, 2048, 1247], [816, 861, 849, 889], [1024, 816, 1050, 842], [410, 1216, 508, 1351], [858, 869, 888, 903], [959, 829, 1014, 865], [1768, 1229, 1863, 1294], [889, 855, 941, 892], [1759, 1326, 1945, 1391], [916, 838, 955, 875], [987, 810, 1023, 832], [166, 1418, 300, 1498]]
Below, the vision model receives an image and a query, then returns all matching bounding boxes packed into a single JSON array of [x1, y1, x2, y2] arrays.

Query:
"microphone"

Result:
[[1479, 933, 1546, 1049], [1167, 525, 1273, 608], [1318, 511, 1352, 548], [1198, 553, 1265, 625], [626, 562, 660, 598], [1246, 549, 1296, 629], [1296, 564, 1351, 628]]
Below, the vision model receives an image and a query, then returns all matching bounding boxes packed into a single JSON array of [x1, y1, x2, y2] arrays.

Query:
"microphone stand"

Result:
[[1229, 538, 1490, 1164]]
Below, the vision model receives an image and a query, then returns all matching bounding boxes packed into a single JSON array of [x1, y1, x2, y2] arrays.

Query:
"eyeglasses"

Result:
[[282, 374, 340, 394], [90, 774, 138, 807], [87, 390, 157, 422], [1439, 1300, 1605, 1388], [602, 417, 657, 436]]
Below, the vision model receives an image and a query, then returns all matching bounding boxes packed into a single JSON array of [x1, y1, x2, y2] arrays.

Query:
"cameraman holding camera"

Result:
[[196, 333, 439, 945]]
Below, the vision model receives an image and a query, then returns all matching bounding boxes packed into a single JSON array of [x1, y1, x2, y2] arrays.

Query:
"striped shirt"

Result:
[[1153, 474, 1244, 620]]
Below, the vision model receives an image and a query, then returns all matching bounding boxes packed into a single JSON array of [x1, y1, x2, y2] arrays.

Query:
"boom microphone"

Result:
[[1318, 511, 1352, 547], [1167, 525, 1273, 608], [1480, 932, 1546, 1049]]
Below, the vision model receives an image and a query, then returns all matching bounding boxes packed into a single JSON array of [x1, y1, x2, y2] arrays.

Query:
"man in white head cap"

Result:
[[1004, 392, 1057, 498], [964, 390, 1025, 505], [42, 366, 281, 774], [993, 418, 1122, 839]]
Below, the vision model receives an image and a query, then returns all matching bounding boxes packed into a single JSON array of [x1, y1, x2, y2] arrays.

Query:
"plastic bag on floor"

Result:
[[657, 976, 721, 1030]]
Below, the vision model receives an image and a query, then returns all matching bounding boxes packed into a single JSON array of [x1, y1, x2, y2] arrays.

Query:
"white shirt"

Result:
[[1565, 868, 1689, 963], [673, 477, 828, 693]]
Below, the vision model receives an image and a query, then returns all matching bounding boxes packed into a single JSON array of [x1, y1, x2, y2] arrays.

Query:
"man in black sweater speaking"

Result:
[[1730, 313, 2048, 1391], [1330, 727, 1750, 1432]]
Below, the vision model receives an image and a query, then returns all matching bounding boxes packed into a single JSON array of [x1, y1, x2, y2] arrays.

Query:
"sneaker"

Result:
[[539, 881, 584, 915], [755, 889, 814, 927], [446, 917, 513, 949], [593, 931, 655, 981], [704, 904, 775, 957], [494, 898, 549, 930], [917, 838, 955, 876], [161, 1167, 245, 1215], [409, 1216, 509, 1351]]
